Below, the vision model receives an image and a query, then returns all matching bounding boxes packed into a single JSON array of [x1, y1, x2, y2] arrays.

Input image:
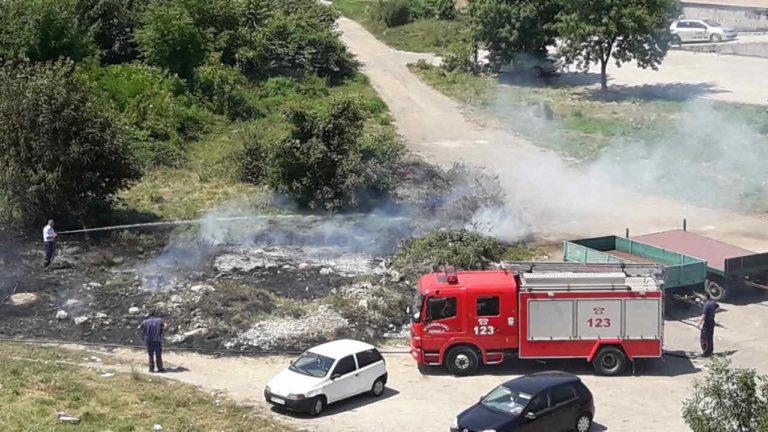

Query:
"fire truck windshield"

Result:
[[481, 385, 531, 416], [411, 292, 425, 323]]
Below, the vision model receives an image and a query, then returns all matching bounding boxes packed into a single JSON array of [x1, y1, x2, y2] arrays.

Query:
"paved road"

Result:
[[336, 17, 768, 251], [580, 48, 768, 105]]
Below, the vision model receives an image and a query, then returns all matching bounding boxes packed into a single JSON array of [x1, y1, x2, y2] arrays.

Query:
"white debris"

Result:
[[57, 412, 80, 424], [168, 328, 205, 344], [83, 282, 102, 290], [170, 295, 183, 305], [8, 293, 39, 306], [298, 263, 310, 270], [64, 299, 80, 308], [100, 373, 115, 378], [319, 267, 334, 276], [388, 269, 403, 282], [74, 316, 89, 325], [190, 284, 215, 293], [90, 356, 102, 363], [226, 305, 348, 350], [128, 306, 141, 315], [153, 425, 163, 431], [55, 310, 69, 320], [95, 312, 108, 320]]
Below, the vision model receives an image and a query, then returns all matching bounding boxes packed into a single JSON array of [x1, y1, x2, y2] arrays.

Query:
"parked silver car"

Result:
[[670, 19, 738, 44], [478, 49, 562, 77]]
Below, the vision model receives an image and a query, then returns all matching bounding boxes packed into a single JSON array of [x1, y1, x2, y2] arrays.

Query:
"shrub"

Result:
[[194, 62, 261, 120], [376, 0, 412, 27], [431, 0, 456, 20], [81, 62, 212, 167], [236, 11, 357, 83], [393, 229, 506, 277], [240, 98, 405, 209], [136, 0, 208, 80], [683, 357, 768, 432], [441, 41, 475, 73], [0, 0, 95, 62], [0, 61, 139, 227], [75, 0, 145, 64]]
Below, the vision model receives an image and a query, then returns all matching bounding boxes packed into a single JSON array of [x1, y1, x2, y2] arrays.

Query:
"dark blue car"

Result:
[[450, 372, 595, 432]]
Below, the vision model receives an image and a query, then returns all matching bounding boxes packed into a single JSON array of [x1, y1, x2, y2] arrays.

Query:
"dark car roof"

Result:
[[502, 371, 581, 395]]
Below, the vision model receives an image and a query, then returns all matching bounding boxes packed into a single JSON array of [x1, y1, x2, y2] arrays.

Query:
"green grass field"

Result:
[[408, 63, 768, 161], [333, 0, 469, 54], [0, 343, 292, 432]]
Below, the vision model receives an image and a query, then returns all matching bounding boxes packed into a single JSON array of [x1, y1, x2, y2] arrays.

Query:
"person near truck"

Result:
[[43, 219, 57, 268], [138, 311, 165, 373], [698, 293, 720, 357]]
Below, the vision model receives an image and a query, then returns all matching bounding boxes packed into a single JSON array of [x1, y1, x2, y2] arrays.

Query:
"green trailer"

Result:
[[565, 230, 768, 302], [563, 235, 708, 299]]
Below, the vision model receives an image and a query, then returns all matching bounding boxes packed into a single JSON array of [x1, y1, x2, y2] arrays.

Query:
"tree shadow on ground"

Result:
[[496, 71, 602, 89], [586, 82, 727, 103]]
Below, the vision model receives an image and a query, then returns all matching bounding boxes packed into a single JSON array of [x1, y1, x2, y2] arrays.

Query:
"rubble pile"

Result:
[[225, 305, 349, 350]]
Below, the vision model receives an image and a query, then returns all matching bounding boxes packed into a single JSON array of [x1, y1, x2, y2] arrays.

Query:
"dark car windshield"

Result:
[[703, 19, 721, 27], [481, 385, 532, 416], [411, 292, 425, 323], [289, 352, 335, 378]]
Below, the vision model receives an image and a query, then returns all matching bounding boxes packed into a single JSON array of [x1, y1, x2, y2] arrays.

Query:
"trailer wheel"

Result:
[[446, 346, 480, 376], [592, 346, 627, 376], [705, 280, 728, 302]]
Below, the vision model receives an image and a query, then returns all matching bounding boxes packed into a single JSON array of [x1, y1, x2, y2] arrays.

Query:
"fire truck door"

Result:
[[472, 293, 513, 349]]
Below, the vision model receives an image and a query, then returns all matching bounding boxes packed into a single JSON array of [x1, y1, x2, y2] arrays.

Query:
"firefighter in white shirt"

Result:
[[43, 219, 57, 268]]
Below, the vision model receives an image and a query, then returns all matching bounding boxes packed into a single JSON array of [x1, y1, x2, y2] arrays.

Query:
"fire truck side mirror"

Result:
[[525, 412, 537, 420]]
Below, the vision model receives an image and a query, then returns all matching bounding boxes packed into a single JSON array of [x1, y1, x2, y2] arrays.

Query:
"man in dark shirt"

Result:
[[138, 311, 165, 372], [698, 293, 720, 357]]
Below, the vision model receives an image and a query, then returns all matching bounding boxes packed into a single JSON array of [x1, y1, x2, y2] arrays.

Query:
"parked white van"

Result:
[[265, 339, 388, 416]]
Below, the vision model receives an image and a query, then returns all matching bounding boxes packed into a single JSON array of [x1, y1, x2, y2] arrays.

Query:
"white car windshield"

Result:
[[289, 352, 335, 378], [481, 385, 532, 416], [703, 20, 721, 27]]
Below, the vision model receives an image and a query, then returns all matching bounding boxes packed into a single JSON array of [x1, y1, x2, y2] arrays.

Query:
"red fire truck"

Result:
[[410, 263, 665, 376]]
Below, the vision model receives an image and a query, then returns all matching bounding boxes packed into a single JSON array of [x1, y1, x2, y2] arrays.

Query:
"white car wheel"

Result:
[[372, 378, 385, 396]]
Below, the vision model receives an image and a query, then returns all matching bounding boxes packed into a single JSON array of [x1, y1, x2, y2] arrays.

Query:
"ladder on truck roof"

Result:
[[500, 262, 666, 292]]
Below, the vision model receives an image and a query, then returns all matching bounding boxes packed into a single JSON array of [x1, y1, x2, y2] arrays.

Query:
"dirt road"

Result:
[[81, 293, 768, 432], [336, 17, 768, 252]]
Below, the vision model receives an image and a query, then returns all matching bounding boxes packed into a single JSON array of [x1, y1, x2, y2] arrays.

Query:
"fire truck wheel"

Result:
[[593, 346, 627, 376], [446, 346, 480, 376]]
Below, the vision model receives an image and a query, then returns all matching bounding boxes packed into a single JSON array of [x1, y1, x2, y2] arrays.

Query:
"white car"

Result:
[[264, 339, 388, 416], [670, 19, 738, 44]]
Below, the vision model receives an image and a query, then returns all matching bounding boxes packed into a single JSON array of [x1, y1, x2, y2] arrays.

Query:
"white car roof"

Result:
[[307, 339, 376, 359]]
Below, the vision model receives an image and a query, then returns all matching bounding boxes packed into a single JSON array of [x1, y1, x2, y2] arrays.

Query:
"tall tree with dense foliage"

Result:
[[76, 0, 147, 64], [0, 62, 139, 228], [555, 0, 674, 94], [136, 0, 207, 80], [0, 0, 94, 62], [468, 0, 560, 67], [682, 358, 768, 432]]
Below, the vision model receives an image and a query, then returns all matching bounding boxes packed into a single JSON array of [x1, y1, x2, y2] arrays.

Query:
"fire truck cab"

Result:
[[410, 263, 664, 376]]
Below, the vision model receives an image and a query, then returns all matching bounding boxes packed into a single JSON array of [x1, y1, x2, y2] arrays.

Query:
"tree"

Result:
[[682, 358, 768, 432], [0, 0, 95, 62], [555, 0, 674, 94], [468, 0, 560, 67], [241, 99, 404, 209], [76, 0, 147, 64], [0, 61, 140, 228], [135, 0, 207, 80]]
